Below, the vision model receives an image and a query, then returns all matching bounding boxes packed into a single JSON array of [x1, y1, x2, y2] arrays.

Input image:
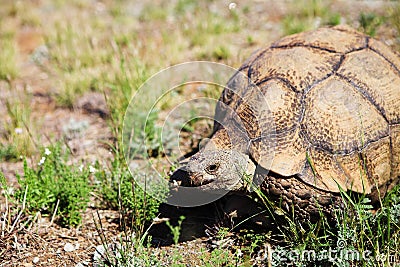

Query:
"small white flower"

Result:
[[78, 164, 84, 172], [229, 2, 237, 10], [38, 157, 46, 166], [44, 148, 51, 156], [236, 249, 243, 258], [89, 165, 97, 173], [14, 128, 23, 134]]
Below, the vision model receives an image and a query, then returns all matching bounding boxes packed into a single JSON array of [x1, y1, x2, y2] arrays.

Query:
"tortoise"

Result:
[[172, 25, 400, 222]]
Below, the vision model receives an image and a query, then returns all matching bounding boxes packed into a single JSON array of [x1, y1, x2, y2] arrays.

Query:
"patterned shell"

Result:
[[215, 25, 400, 195]]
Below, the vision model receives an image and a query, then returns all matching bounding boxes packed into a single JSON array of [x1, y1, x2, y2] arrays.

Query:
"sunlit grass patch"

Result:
[[44, 18, 116, 106], [55, 67, 105, 107], [0, 32, 18, 81], [106, 55, 150, 124], [212, 45, 231, 60], [139, 4, 169, 22], [282, 0, 341, 35], [14, 144, 91, 227], [4, 1, 42, 27], [245, 171, 400, 266], [389, 2, 400, 33], [182, 4, 241, 47], [388, 2, 400, 51], [91, 154, 165, 266], [358, 12, 385, 37], [1, 86, 36, 160]]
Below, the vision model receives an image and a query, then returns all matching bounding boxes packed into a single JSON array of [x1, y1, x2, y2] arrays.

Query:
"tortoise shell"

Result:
[[215, 25, 400, 196]]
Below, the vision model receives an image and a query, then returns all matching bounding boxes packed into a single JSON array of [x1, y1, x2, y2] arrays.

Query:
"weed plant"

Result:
[[15, 144, 91, 226]]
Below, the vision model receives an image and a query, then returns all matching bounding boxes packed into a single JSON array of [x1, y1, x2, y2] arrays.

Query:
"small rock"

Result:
[[64, 242, 75, 252], [93, 244, 106, 261], [62, 118, 89, 138], [75, 92, 110, 118], [32, 257, 40, 264], [30, 45, 49, 64]]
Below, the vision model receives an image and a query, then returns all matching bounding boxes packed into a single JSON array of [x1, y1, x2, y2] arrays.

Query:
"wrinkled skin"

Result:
[[173, 148, 254, 192]]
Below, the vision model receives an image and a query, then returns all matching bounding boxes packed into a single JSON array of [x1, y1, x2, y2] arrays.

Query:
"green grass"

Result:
[[282, 0, 341, 35], [212, 45, 231, 60], [139, 3, 169, 22], [165, 215, 185, 245], [245, 173, 400, 266], [0, 32, 18, 81], [14, 144, 91, 226], [45, 20, 115, 106], [0, 86, 36, 160], [358, 12, 385, 37], [93, 154, 164, 234], [1, 140, 164, 229], [92, 157, 165, 267], [389, 3, 400, 38]]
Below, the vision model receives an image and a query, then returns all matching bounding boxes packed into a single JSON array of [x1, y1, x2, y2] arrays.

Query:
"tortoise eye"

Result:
[[205, 163, 219, 174]]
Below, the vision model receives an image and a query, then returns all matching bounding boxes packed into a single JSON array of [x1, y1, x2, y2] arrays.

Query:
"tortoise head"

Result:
[[171, 133, 256, 192]]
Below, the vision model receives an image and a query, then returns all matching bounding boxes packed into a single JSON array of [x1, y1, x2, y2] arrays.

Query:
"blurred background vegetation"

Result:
[[0, 0, 399, 162]]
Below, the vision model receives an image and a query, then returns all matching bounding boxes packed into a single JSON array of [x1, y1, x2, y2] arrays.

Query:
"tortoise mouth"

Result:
[[170, 169, 215, 187], [189, 172, 214, 187], [198, 178, 214, 186]]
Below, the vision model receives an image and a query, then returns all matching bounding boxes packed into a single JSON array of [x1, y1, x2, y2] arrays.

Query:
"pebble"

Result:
[[93, 244, 106, 261], [32, 257, 40, 264], [64, 242, 75, 252]]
